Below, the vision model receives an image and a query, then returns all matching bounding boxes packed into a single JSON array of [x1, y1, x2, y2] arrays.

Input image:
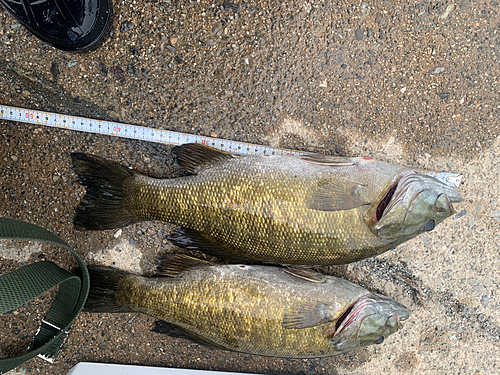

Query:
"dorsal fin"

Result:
[[284, 268, 326, 283], [299, 154, 356, 166], [173, 143, 236, 174], [157, 254, 214, 277]]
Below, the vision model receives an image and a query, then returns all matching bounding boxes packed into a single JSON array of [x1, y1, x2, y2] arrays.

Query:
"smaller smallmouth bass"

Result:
[[84, 255, 409, 358], [72, 144, 461, 265]]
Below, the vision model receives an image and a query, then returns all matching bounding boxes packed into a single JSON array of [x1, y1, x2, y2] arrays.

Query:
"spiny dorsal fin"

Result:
[[305, 180, 371, 212], [157, 254, 214, 277], [173, 143, 236, 174], [282, 302, 335, 329], [300, 154, 356, 166], [284, 268, 326, 283]]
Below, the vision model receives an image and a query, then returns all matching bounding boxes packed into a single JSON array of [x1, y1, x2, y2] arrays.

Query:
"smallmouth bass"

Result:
[[72, 144, 461, 265], [84, 255, 409, 358]]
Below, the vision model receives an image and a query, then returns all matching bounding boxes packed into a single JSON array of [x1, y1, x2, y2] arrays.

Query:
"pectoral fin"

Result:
[[173, 143, 236, 174], [282, 302, 334, 329], [306, 181, 370, 211]]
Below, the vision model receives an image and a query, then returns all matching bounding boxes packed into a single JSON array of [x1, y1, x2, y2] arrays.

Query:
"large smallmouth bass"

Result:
[[72, 143, 461, 265], [84, 255, 409, 358]]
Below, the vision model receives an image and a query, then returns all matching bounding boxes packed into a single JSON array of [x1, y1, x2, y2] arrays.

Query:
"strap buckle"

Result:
[[31, 320, 70, 363]]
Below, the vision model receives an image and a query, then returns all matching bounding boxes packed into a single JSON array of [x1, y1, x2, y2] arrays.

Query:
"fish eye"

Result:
[[424, 220, 435, 231], [374, 336, 384, 344]]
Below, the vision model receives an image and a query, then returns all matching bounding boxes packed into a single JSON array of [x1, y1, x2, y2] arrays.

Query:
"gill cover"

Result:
[[326, 294, 409, 354], [372, 173, 462, 240]]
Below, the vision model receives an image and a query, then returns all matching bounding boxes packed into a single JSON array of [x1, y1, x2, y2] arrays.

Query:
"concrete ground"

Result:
[[0, 0, 499, 374]]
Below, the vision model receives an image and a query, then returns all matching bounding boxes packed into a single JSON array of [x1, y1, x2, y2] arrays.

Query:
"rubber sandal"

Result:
[[0, 0, 112, 52]]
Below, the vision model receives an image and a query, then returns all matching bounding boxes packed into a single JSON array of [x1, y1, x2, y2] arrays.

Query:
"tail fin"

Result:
[[72, 153, 137, 230], [84, 266, 134, 313]]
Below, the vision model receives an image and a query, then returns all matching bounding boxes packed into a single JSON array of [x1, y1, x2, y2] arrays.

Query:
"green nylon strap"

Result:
[[0, 218, 89, 374]]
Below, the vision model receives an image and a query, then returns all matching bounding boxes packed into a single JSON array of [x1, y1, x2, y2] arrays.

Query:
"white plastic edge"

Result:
[[67, 362, 264, 375]]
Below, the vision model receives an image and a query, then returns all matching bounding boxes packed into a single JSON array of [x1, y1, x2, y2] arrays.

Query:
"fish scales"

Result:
[[89, 259, 407, 358], [128, 158, 394, 264], [72, 144, 461, 265]]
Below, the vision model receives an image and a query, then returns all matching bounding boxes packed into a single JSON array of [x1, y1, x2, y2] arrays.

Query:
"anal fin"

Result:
[[151, 320, 227, 350], [167, 226, 253, 262]]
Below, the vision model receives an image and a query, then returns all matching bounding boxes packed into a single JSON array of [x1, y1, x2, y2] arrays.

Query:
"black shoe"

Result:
[[0, 0, 112, 52]]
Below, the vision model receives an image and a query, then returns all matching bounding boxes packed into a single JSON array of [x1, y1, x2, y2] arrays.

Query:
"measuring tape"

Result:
[[0, 104, 300, 156], [0, 104, 462, 187]]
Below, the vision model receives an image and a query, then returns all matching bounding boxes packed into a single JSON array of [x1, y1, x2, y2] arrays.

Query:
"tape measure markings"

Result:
[[0, 105, 301, 157], [0, 104, 462, 187]]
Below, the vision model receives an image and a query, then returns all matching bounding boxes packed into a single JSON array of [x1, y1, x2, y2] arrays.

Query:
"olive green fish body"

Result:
[[124, 267, 358, 357], [85, 256, 409, 358], [128, 157, 402, 264], [73, 144, 461, 265]]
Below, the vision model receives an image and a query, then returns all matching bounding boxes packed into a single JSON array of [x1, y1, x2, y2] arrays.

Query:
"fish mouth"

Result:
[[435, 193, 456, 215], [394, 315, 405, 329]]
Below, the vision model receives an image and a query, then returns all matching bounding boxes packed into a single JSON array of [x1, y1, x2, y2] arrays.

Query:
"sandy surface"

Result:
[[0, 0, 499, 374]]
